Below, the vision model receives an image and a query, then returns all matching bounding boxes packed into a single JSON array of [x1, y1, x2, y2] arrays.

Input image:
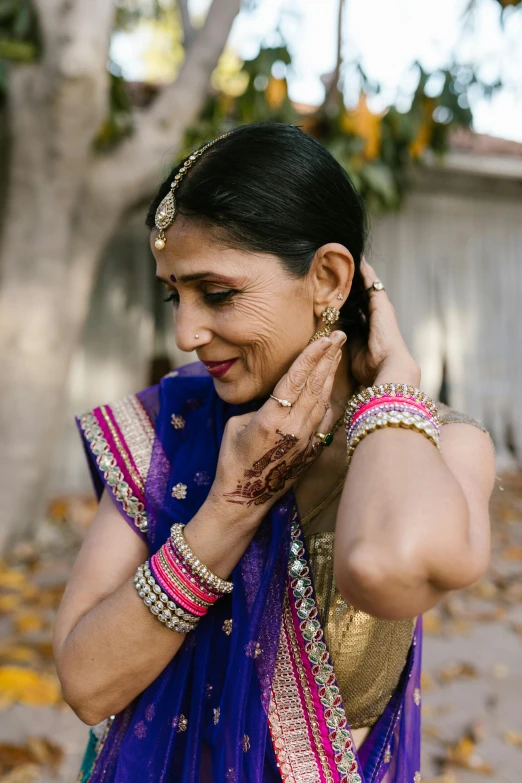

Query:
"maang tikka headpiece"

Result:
[[154, 132, 232, 250]]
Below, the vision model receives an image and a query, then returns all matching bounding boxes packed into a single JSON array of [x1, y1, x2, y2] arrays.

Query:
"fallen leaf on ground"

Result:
[[0, 667, 61, 708], [472, 580, 498, 599], [0, 764, 40, 783], [0, 744, 33, 771], [24, 738, 63, 771], [32, 584, 65, 610], [0, 596, 19, 614], [492, 662, 509, 679], [423, 611, 442, 634], [13, 614, 46, 635], [445, 732, 494, 774], [422, 724, 442, 739], [0, 737, 63, 780], [501, 545, 522, 560], [423, 774, 458, 783], [0, 646, 39, 666], [438, 661, 478, 684], [0, 567, 29, 592], [504, 730, 522, 747], [31, 641, 54, 660]]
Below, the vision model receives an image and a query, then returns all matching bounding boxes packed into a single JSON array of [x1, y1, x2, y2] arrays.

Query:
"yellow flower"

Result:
[[341, 93, 384, 160]]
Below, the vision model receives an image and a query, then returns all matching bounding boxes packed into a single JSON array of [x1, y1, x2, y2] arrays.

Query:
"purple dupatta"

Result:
[[76, 362, 422, 783]]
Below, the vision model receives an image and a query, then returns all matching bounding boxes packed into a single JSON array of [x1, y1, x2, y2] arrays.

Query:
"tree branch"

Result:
[[29, 0, 115, 174], [322, 0, 346, 111], [178, 0, 196, 50], [87, 0, 241, 212]]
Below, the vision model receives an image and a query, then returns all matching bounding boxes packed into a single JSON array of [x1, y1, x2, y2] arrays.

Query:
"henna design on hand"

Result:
[[224, 432, 321, 507], [244, 430, 298, 478]]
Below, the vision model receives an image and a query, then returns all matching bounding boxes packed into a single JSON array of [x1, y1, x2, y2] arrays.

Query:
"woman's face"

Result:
[[152, 217, 317, 404]]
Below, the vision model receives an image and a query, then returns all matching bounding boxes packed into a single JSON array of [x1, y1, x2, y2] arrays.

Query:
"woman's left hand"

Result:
[[348, 258, 421, 388]]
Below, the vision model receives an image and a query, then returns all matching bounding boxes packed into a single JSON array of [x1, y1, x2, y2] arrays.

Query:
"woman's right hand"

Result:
[[206, 330, 347, 530]]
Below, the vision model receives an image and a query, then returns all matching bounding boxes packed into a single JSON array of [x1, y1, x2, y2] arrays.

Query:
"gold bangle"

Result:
[[170, 524, 234, 595], [157, 547, 213, 610], [346, 413, 440, 465], [344, 384, 439, 430], [133, 562, 200, 633]]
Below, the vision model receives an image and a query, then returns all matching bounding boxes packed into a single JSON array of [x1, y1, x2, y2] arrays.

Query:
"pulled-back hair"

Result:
[[146, 122, 370, 340]]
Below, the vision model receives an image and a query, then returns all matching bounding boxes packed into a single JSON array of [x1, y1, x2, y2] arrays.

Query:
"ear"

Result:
[[310, 243, 355, 318]]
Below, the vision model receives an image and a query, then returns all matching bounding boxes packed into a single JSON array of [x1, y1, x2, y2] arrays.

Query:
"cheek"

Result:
[[223, 297, 282, 353], [225, 296, 311, 382]]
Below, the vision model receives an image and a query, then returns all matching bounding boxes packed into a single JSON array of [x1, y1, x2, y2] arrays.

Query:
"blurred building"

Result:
[[51, 130, 522, 499]]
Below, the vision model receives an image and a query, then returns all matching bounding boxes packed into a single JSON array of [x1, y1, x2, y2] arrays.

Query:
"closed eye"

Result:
[[163, 290, 237, 305]]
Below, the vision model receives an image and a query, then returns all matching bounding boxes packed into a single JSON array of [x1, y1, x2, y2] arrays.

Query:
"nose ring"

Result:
[[194, 334, 200, 339]]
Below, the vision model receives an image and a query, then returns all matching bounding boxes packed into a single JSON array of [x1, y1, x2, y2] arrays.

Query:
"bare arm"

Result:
[[334, 383, 495, 620], [337, 258, 496, 620], [53, 491, 255, 725], [54, 332, 344, 725]]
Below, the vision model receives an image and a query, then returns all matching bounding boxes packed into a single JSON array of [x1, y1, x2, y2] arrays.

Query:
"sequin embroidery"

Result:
[[172, 483, 188, 500]]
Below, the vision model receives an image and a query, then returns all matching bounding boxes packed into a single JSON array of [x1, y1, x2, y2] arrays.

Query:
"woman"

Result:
[[54, 123, 495, 783]]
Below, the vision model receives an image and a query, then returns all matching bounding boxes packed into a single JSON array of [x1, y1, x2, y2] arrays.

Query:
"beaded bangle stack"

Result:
[[134, 524, 233, 633], [344, 383, 440, 465]]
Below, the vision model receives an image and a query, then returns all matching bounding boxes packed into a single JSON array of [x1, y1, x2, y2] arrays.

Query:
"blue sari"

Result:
[[76, 362, 422, 783]]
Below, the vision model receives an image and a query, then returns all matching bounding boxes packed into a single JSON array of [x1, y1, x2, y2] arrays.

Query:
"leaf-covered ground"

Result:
[[0, 478, 520, 782]]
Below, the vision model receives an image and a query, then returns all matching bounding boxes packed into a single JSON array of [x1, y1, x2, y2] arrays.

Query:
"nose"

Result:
[[173, 304, 212, 353]]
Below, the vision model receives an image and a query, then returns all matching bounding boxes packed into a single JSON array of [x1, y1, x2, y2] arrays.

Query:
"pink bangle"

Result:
[[349, 400, 437, 438], [149, 556, 208, 617], [165, 538, 221, 597], [350, 395, 433, 430], [163, 542, 219, 604]]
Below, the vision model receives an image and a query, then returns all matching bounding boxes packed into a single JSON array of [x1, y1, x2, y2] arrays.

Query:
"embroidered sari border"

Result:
[[269, 509, 362, 783], [111, 394, 154, 485], [78, 395, 154, 537], [268, 599, 325, 783]]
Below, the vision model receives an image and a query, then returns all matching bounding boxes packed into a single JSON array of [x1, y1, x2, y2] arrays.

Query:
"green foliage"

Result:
[[180, 45, 296, 160], [93, 70, 134, 152], [0, 0, 40, 63], [180, 50, 492, 212], [115, 0, 167, 30]]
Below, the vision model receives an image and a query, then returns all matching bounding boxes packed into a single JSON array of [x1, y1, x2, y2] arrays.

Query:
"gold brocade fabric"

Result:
[[305, 532, 415, 729]]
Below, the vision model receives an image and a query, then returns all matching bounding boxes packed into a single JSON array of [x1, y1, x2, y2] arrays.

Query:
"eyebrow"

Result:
[[156, 272, 238, 285]]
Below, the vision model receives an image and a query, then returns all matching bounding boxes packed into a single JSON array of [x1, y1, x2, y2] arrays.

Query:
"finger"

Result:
[[361, 257, 383, 292], [310, 348, 343, 433], [296, 331, 346, 413], [271, 335, 333, 405]]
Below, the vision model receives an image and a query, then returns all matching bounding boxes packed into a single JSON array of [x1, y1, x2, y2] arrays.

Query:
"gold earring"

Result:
[[308, 307, 340, 344]]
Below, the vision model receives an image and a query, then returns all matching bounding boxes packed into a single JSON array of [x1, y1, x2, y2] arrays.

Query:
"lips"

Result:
[[203, 358, 238, 379]]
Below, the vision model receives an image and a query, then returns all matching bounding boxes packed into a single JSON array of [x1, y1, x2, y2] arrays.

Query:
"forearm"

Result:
[[334, 362, 474, 619], [334, 424, 469, 618], [56, 499, 257, 725]]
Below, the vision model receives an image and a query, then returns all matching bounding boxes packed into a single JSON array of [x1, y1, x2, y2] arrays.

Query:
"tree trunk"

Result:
[[0, 0, 240, 549]]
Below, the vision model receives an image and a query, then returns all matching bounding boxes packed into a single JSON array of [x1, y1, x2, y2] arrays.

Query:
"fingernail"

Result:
[[331, 331, 347, 346], [320, 336, 333, 349]]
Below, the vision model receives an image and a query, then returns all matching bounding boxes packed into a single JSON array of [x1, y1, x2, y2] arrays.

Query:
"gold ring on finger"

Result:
[[270, 394, 293, 408], [366, 280, 385, 293], [314, 431, 334, 447]]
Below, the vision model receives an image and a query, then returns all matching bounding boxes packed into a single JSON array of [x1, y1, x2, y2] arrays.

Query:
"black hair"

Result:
[[146, 122, 370, 340]]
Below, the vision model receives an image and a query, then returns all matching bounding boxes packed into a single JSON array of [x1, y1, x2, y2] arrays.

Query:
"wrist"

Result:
[[373, 355, 421, 388], [200, 489, 263, 535]]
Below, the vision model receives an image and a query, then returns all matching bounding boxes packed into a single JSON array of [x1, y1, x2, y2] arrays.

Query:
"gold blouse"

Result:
[[304, 406, 490, 729], [306, 532, 414, 729]]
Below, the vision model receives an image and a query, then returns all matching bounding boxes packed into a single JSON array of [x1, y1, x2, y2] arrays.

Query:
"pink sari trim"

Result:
[[269, 511, 362, 783], [78, 395, 154, 536]]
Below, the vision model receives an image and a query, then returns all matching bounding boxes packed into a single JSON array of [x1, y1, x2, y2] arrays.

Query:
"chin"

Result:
[[212, 377, 268, 406]]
